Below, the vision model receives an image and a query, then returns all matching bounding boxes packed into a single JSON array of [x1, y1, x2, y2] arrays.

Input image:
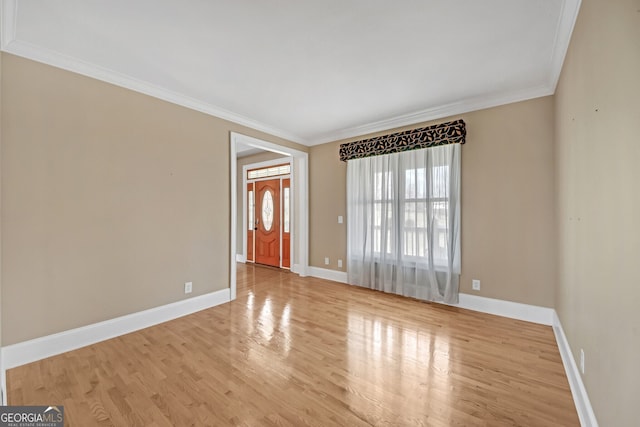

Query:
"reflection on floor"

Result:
[[7, 263, 579, 426]]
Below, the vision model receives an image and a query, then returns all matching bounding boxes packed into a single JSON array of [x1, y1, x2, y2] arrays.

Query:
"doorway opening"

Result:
[[246, 162, 291, 269], [230, 132, 308, 300]]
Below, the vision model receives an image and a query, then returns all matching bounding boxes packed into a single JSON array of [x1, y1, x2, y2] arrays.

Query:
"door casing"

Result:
[[230, 132, 309, 301]]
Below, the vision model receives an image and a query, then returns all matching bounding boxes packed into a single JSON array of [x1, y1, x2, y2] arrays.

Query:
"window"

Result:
[[262, 191, 274, 231], [248, 190, 254, 230], [283, 187, 290, 233], [347, 144, 460, 274], [403, 166, 450, 262], [248, 164, 290, 180], [345, 133, 462, 305], [368, 165, 451, 265], [371, 171, 394, 254]]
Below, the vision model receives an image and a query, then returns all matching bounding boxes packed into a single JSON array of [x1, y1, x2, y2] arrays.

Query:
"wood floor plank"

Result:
[[7, 263, 579, 426]]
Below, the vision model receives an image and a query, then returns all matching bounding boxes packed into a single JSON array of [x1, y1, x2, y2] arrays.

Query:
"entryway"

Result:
[[246, 169, 291, 269], [230, 132, 309, 301]]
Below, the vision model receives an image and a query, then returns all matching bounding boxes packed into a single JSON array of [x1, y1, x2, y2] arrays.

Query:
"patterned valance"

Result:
[[339, 119, 466, 162]]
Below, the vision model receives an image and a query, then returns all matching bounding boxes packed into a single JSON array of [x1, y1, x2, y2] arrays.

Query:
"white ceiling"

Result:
[[0, 0, 580, 145]]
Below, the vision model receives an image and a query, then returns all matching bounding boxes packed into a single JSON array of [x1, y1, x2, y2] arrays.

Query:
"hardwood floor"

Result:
[[7, 264, 579, 426]]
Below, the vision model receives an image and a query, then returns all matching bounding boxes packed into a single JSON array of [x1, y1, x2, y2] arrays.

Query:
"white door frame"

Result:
[[230, 132, 308, 300], [242, 157, 292, 267]]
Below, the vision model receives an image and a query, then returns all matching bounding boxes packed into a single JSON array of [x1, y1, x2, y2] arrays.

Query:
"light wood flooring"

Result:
[[8, 263, 579, 426]]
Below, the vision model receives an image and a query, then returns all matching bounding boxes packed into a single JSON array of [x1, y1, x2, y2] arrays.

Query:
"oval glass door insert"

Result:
[[262, 190, 274, 231]]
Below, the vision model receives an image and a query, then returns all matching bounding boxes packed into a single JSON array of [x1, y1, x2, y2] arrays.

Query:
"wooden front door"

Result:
[[255, 179, 280, 267]]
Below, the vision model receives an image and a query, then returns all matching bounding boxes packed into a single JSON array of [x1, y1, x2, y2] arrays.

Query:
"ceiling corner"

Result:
[[3, 37, 308, 146], [3, 1, 578, 147], [547, 0, 582, 92], [307, 84, 555, 146], [0, 0, 18, 50]]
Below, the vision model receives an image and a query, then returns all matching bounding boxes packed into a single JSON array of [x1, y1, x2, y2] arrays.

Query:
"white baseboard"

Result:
[[454, 293, 555, 326], [307, 266, 348, 284], [305, 267, 553, 326], [1, 288, 230, 371], [553, 312, 599, 427], [235, 254, 246, 263], [1, 273, 596, 424]]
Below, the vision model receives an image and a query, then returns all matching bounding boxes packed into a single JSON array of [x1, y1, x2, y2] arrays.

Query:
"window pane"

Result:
[[405, 169, 416, 199], [374, 203, 382, 227], [416, 168, 426, 198], [374, 172, 393, 200], [283, 188, 290, 233], [386, 228, 392, 254], [405, 168, 427, 199], [374, 172, 383, 200], [404, 202, 416, 227], [432, 165, 449, 198], [432, 201, 449, 262], [416, 202, 427, 228], [385, 174, 393, 199], [262, 191, 274, 231], [279, 165, 290, 175], [417, 228, 426, 257], [248, 190, 254, 230], [247, 164, 291, 180]]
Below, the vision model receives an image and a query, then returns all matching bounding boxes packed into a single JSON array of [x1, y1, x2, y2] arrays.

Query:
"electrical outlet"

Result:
[[580, 349, 585, 374], [184, 281, 193, 294], [338, 215, 344, 224], [324, 257, 330, 265], [472, 279, 481, 291], [338, 259, 343, 268]]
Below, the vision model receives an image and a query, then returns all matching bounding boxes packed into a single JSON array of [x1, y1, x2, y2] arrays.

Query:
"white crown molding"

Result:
[[547, 0, 582, 91], [307, 83, 554, 145], [0, 0, 579, 148], [1, 38, 307, 144], [553, 311, 599, 427], [305, 0, 581, 146], [1, 288, 230, 370], [0, 0, 18, 50]]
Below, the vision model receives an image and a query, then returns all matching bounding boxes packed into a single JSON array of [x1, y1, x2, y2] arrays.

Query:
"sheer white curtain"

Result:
[[346, 144, 461, 304]]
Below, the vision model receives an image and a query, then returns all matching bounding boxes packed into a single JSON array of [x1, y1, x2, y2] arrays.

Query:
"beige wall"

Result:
[[0, 53, 304, 345], [235, 151, 287, 253], [309, 143, 348, 271], [310, 96, 557, 307], [554, 0, 640, 425]]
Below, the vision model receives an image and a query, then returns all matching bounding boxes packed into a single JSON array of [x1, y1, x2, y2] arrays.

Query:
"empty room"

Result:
[[0, 0, 638, 426]]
